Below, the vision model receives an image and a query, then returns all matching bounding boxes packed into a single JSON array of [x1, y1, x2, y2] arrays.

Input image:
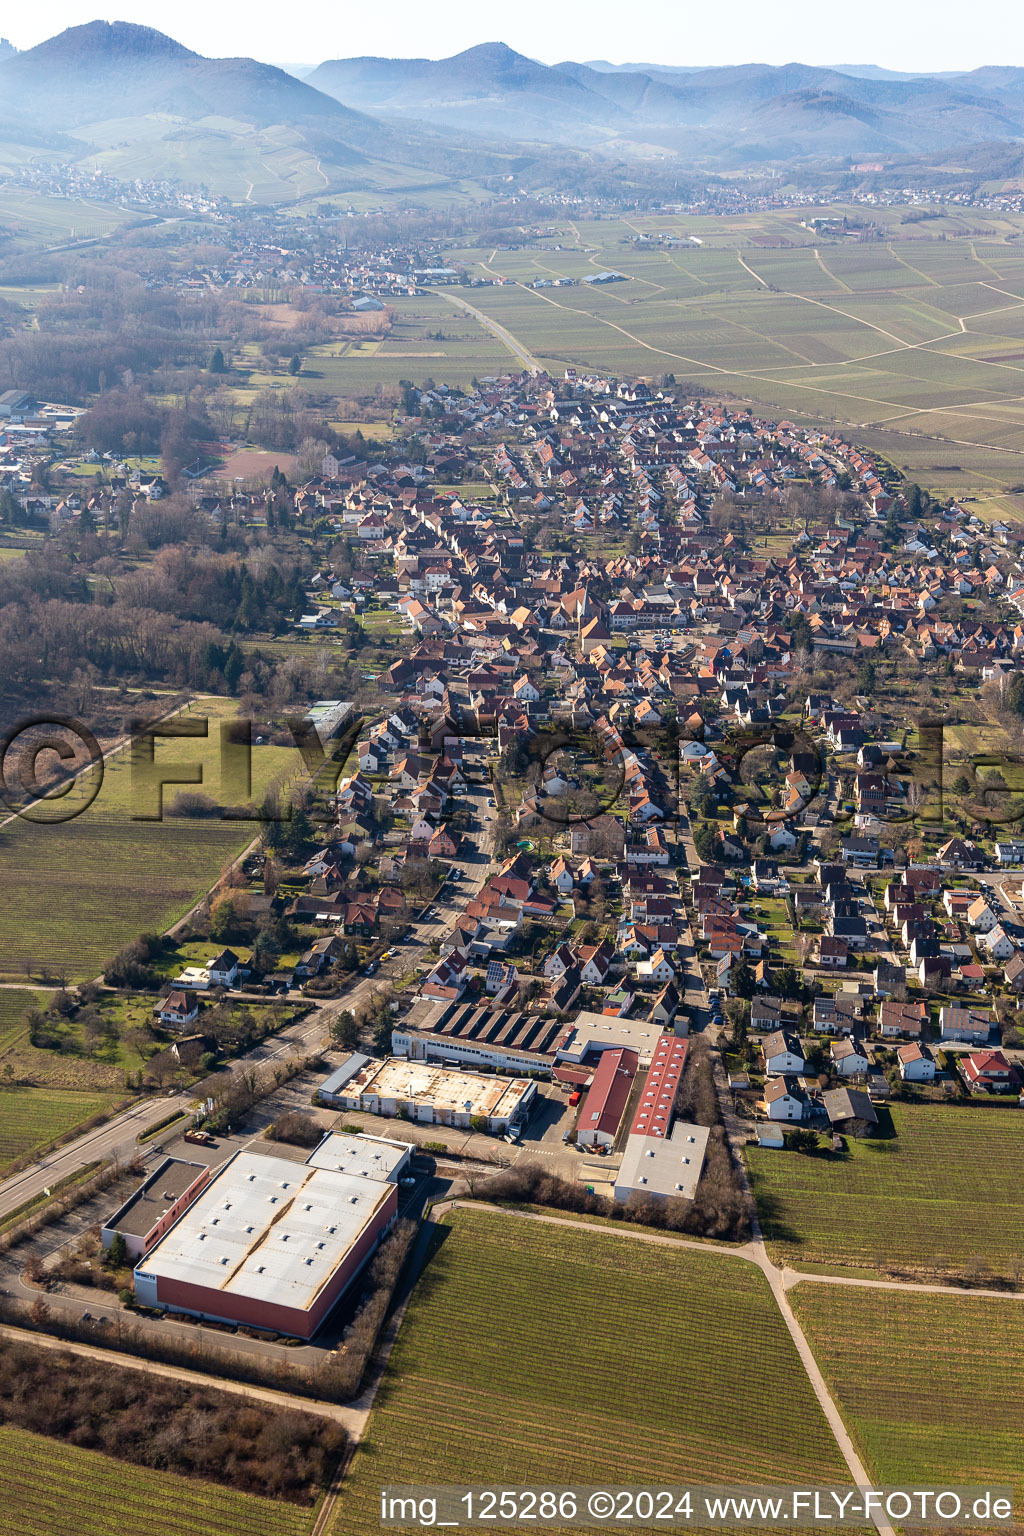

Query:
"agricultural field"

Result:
[[0, 696, 303, 982], [0, 989, 46, 1057], [0, 188, 136, 253], [0, 1424, 314, 1536], [746, 1104, 1024, 1280], [791, 1284, 1024, 1508], [449, 209, 1024, 492], [0, 1086, 121, 1171], [332, 1208, 847, 1534]]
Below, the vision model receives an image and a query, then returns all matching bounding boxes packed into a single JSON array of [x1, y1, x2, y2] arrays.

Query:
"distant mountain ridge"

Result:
[[309, 43, 1024, 166], [5, 23, 1024, 197], [0, 22, 524, 200]]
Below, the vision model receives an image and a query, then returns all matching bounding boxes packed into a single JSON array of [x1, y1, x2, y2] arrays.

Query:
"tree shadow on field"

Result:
[[398, 1219, 453, 1308], [863, 1105, 898, 1144], [747, 1180, 800, 1245]]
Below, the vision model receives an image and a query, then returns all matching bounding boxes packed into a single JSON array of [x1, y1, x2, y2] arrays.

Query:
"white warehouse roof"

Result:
[[614, 1121, 710, 1203], [305, 1131, 413, 1182], [134, 1150, 391, 1313], [556, 1012, 665, 1066]]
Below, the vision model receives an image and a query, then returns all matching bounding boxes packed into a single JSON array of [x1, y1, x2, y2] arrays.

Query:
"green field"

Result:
[[332, 1208, 847, 1534], [0, 188, 135, 251], [792, 1284, 1024, 1509], [0, 1423, 313, 1536], [0, 1086, 121, 1170], [746, 1103, 1024, 1279], [0, 696, 302, 981], [0, 989, 45, 1056], [433, 210, 1024, 491]]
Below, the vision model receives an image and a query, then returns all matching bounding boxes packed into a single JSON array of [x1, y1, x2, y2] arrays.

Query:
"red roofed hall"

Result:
[[575, 1047, 638, 1149], [629, 1035, 688, 1139]]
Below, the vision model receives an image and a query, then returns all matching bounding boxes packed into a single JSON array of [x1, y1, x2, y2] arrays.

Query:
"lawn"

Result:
[[746, 1103, 1024, 1280], [0, 696, 303, 981], [791, 1284, 1024, 1509], [331, 1207, 847, 1534], [0, 1424, 313, 1536], [0, 1086, 121, 1171]]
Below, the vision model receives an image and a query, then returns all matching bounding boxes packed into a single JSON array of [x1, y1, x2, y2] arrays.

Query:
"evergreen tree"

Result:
[[209, 347, 227, 374]]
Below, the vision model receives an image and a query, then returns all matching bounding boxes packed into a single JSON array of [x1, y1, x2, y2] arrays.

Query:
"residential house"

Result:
[[877, 1000, 927, 1038], [939, 1005, 992, 1044], [762, 1030, 805, 1076], [763, 1076, 808, 1121], [155, 991, 200, 1029], [897, 1043, 935, 1082], [831, 1038, 870, 1077], [817, 936, 849, 968], [980, 924, 1016, 961], [958, 1049, 1020, 1093], [207, 949, 240, 988]]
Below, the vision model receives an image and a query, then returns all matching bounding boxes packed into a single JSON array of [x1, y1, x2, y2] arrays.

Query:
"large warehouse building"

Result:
[[132, 1133, 410, 1339], [393, 998, 574, 1075], [319, 1054, 536, 1133], [613, 1036, 708, 1204]]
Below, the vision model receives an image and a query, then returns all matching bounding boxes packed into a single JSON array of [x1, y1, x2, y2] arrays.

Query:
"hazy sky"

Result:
[[6, 0, 1023, 72]]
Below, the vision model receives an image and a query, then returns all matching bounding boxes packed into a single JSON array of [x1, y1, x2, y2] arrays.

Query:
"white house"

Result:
[[831, 1038, 869, 1076], [897, 1043, 935, 1082], [548, 857, 574, 894], [206, 949, 240, 988], [155, 990, 200, 1028], [763, 1077, 807, 1120], [967, 896, 998, 934], [981, 924, 1015, 961], [543, 943, 577, 981], [939, 1005, 991, 1044], [762, 1030, 805, 1077], [635, 948, 675, 984]]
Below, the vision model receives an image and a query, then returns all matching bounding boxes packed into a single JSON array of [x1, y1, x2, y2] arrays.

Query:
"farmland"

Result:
[[0, 1086, 121, 1171], [0, 1424, 313, 1536], [791, 1284, 1024, 1507], [0, 696, 303, 982], [332, 1207, 847, 1534], [746, 1103, 1024, 1279], [0, 989, 45, 1056], [398, 207, 1024, 495], [0, 187, 136, 252]]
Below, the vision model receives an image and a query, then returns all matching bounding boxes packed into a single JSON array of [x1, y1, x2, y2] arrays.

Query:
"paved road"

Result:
[[0, 784, 498, 1223], [441, 292, 541, 374]]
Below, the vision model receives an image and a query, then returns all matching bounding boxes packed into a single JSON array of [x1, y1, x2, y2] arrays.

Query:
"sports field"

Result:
[[745, 1103, 1024, 1279], [791, 1284, 1024, 1508], [332, 1208, 847, 1534], [0, 697, 302, 981], [0, 1423, 313, 1536]]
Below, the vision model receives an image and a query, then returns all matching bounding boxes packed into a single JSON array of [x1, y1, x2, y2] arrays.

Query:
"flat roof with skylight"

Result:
[[134, 1150, 392, 1319]]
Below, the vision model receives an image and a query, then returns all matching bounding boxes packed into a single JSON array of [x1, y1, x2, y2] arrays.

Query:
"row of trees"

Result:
[[0, 1334, 345, 1503]]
